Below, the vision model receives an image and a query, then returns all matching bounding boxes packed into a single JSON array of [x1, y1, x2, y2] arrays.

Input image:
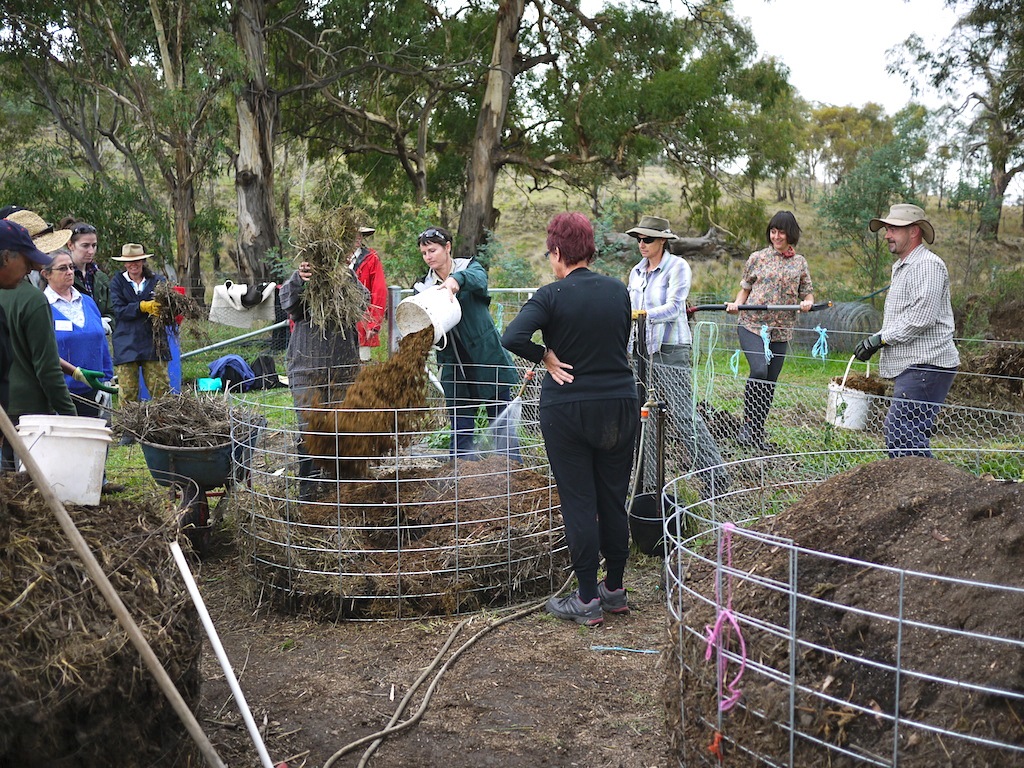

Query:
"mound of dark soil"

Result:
[[673, 458, 1024, 767]]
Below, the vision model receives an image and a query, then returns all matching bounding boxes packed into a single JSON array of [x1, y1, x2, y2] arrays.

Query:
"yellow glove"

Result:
[[139, 300, 160, 316]]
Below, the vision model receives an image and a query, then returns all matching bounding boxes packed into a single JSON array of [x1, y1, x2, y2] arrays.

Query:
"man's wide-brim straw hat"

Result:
[[869, 203, 935, 244], [4, 209, 72, 254], [113, 243, 154, 262], [625, 215, 678, 241]]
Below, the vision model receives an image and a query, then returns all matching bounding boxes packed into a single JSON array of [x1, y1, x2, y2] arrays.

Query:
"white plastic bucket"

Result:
[[395, 288, 462, 345], [825, 357, 872, 430], [16, 415, 112, 505]]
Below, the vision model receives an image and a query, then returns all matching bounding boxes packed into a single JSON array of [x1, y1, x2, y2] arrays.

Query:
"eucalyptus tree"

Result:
[[273, 0, 785, 258], [893, 0, 1024, 238], [0, 0, 235, 296]]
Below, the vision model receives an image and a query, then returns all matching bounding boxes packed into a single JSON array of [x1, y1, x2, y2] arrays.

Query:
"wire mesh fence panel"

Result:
[[662, 450, 1024, 768], [227, 362, 566, 620]]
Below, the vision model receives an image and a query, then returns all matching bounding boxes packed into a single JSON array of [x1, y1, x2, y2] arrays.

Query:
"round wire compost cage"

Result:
[[227, 361, 568, 619], [662, 448, 1024, 768]]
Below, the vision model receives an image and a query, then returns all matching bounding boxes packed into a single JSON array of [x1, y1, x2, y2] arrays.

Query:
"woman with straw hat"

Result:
[[626, 214, 727, 495], [109, 243, 170, 408]]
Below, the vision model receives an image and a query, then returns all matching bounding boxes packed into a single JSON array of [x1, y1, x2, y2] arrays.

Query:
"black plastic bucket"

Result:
[[628, 492, 677, 557]]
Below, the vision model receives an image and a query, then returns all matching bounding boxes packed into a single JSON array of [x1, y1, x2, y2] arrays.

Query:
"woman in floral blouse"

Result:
[[726, 211, 814, 449]]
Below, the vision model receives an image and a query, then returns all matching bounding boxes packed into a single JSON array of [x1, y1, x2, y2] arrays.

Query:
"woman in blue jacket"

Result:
[[41, 251, 113, 419], [109, 243, 169, 402]]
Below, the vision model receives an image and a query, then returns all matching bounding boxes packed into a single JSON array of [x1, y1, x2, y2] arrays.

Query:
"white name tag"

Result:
[[54, 319, 73, 332]]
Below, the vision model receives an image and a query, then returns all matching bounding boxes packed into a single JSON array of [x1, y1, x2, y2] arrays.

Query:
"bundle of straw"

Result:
[[150, 281, 204, 359], [291, 206, 369, 334]]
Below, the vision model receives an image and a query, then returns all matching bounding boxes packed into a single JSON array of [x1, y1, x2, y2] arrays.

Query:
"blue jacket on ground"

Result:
[[109, 271, 168, 364]]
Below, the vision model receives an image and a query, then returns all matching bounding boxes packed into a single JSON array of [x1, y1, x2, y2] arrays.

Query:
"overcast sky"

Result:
[[728, 0, 961, 114]]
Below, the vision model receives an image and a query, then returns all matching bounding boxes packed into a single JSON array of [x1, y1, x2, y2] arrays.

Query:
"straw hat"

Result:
[[625, 215, 678, 241], [868, 203, 935, 244], [3, 209, 72, 253], [113, 243, 154, 262]]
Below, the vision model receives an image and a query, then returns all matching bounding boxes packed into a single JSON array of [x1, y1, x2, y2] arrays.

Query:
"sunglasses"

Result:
[[636, 236, 660, 244], [418, 228, 450, 244], [72, 224, 97, 235], [47, 264, 75, 272]]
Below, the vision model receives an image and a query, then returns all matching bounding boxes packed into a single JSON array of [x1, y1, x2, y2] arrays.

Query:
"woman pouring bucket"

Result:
[[397, 226, 517, 460]]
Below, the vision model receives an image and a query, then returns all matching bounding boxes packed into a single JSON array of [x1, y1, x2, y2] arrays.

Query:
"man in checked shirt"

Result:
[[854, 203, 960, 458]]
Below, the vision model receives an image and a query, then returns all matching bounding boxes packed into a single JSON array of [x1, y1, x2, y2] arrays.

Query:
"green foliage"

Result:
[[718, 196, 769, 252], [816, 137, 916, 293], [0, 145, 171, 269], [480, 232, 539, 289]]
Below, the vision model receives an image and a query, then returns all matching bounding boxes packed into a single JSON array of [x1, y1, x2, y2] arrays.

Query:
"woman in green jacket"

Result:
[[414, 226, 517, 458]]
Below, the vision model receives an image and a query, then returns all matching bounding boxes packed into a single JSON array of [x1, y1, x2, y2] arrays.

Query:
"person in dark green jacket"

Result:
[[0, 219, 76, 471], [414, 226, 517, 458]]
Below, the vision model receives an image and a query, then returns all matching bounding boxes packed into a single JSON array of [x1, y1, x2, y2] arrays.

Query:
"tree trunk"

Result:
[[233, 0, 279, 282], [455, 0, 526, 260], [173, 147, 204, 300], [978, 164, 1008, 240]]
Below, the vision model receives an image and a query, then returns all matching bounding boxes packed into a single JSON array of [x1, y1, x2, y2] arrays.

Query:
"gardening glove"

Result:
[[139, 300, 161, 316], [101, 317, 112, 335], [73, 367, 119, 394], [853, 333, 884, 362]]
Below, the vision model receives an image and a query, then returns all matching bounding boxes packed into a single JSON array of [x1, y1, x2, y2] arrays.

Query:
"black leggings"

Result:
[[737, 325, 788, 432], [540, 398, 638, 602]]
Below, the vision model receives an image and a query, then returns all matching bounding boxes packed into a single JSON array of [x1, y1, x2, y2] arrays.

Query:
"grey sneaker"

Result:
[[598, 582, 630, 615], [546, 592, 603, 626]]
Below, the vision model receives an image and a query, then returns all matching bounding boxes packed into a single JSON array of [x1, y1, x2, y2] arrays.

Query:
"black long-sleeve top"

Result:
[[501, 267, 636, 407]]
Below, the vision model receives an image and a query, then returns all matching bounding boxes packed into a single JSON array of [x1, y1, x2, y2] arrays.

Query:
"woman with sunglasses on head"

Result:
[[40, 250, 114, 420], [60, 218, 114, 334], [415, 226, 517, 459], [725, 210, 814, 450], [627, 215, 727, 494]]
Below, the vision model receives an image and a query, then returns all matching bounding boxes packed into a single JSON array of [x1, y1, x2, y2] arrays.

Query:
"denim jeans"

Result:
[[884, 364, 957, 458]]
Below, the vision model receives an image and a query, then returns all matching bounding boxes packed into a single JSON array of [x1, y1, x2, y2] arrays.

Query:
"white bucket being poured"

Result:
[[16, 415, 112, 505], [395, 288, 462, 345]]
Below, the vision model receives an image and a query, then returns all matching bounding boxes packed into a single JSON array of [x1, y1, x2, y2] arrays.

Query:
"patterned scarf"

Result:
[[775, 245, 796, 259]]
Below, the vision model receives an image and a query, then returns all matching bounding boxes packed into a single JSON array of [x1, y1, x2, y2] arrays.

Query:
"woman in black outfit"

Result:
[[501, 213, 638, 627]]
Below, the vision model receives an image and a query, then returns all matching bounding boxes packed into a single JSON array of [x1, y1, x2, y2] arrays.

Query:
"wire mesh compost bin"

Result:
[[229, 361, 567, 619], [663, 448, 1024, 767]]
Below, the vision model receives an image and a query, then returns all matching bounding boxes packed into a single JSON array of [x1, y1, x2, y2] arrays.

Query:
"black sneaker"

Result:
[[598, 581, 629, 615], [546, 592, 603, 626]]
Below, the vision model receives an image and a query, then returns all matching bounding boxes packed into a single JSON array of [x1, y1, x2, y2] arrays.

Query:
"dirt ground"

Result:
[[194, 525, 673, 768]]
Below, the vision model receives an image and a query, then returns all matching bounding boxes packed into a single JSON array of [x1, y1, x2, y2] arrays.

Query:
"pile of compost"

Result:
[[303, 327, 435, 478], [245, 456, 567, 619], [668, 457, 1024, 767], [118, 393, 261, 448], [948, 343, 1024, 412], [0, 474, 202, 768]]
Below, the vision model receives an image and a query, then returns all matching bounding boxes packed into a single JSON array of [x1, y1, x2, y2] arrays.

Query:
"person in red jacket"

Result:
[[349, 225, 387, 362]]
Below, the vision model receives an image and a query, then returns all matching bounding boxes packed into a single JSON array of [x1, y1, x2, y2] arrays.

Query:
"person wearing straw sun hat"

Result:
[[109, 243, 170, 407], [854, 202, 958, 458], [626, 214, 727, 494], [0, 216, 76, 470]]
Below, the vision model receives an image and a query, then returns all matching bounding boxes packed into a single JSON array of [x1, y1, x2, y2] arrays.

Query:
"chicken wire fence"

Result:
[[661, 448, 1024, 768], [634, 318, 1024, 497], [227, 362, 567, 619]]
